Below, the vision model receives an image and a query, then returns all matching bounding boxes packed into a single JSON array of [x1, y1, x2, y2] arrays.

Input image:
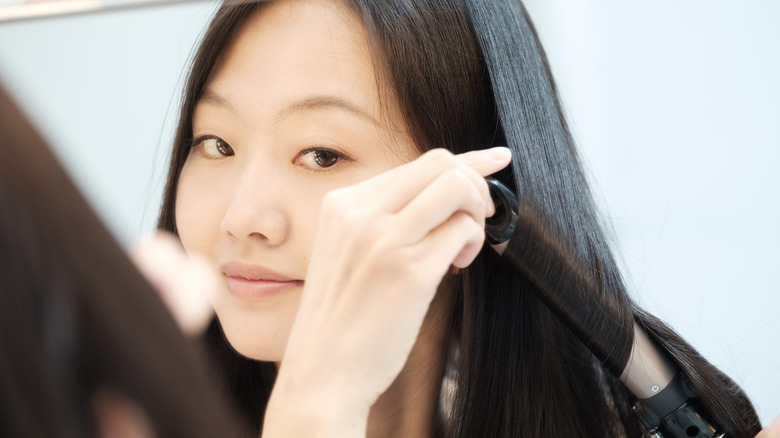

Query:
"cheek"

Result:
[[282, 184, 328, 263], [296, 203, 320, 262], [174, 164, 225, 253]]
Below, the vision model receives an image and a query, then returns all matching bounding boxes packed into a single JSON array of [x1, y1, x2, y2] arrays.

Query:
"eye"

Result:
[[295, 147, 349, 170], [190, 135, 234, 158]]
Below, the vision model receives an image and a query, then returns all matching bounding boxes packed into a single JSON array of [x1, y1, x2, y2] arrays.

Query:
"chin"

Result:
[[213, 303, 295, 362]]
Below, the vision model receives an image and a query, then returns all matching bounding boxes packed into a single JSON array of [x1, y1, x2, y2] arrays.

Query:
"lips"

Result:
[[221, 261, 303, 301]]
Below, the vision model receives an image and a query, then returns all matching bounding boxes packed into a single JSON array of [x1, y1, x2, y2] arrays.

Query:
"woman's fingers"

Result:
[[319, 147, 511, 252], [315, 146, 511, 266], [346, 147, 510, 215], [278, 146, 512, 410], [455, 146, 513, 176], [392, 167, 487, 246], [414, 210, 486, 271]]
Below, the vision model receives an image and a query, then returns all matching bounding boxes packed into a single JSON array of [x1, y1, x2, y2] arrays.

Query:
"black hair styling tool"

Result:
[[485, 177, 728, 438]]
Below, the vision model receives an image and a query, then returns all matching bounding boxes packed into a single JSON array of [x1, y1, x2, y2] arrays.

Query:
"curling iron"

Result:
[[484, 177, 727, 438]]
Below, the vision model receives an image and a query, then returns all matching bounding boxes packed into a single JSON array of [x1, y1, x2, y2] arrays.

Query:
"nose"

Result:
[[220, 164, 289, 247]]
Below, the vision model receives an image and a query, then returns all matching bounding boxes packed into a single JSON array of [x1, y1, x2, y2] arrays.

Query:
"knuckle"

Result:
[[452, 210, 475, 226], [440, 167, 471, 185], [423, 148, 454, 162], [321, 190, 373, 233], [439, 169, 477, 199], [321, 189, 350, 214], [457, 209, 485, 231], [440, 170, 486, 211], [468, 217, 486, 239], [422, 148, 458, 170]]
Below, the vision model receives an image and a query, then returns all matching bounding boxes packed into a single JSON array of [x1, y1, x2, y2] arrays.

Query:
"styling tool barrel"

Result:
[[484, 177, 729, 438]]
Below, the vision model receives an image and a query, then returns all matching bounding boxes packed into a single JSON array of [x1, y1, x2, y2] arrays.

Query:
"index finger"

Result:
[[455, 146, 512, 176], [332, 146, 512, 216]]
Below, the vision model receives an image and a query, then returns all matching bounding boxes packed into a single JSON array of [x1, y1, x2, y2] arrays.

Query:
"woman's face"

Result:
[[175, 0, 418, 361]]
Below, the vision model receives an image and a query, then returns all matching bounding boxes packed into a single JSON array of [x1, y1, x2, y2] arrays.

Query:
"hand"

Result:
[[131, 231, 218, 336], [757, 414, 780, 438], [267, 147, 512, 428]]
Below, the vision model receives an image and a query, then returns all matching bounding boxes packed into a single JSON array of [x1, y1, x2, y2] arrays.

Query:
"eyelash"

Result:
[[189, 135, 351, 170], [295, 147, 351, 171], [189, 135, 234, 159]]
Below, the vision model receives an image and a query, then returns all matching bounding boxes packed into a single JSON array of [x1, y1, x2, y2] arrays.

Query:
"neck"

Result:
[[365, 277, 456, 438]]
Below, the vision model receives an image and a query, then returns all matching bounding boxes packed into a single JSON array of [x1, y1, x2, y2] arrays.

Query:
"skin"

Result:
[[758, 415, 780, 438], [132, 234, 780, 437], [175, 0, 508, 435], [176, 0, 419, 362], [167, 0, 780, 436]]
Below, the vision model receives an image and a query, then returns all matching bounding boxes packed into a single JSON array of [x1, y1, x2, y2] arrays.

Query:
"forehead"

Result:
[[202, 0, 389, 125]]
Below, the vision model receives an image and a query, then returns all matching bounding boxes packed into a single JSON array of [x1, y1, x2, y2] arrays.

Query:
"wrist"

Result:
[[263, 374, 370, 437]]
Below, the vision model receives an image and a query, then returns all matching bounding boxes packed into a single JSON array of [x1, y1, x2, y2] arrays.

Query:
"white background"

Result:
[[1, 0, 777, 425]]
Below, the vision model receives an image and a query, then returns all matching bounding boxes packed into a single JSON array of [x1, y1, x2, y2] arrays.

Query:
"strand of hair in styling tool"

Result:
[[484, 177, 728, 438]]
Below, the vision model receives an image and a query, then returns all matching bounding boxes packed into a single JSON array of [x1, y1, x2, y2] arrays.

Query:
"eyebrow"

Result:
[[198, 89, 379, 126], [199, 89, 239, 114]]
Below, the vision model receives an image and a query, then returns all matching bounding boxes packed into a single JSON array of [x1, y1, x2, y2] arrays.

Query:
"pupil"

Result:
[[314, 151, 338, 167], [216, 140, 228, 155]]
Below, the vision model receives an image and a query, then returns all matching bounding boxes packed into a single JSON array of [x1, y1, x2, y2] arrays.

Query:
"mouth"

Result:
[[221, 261, 304, 301], [224, 276, 304, 301]]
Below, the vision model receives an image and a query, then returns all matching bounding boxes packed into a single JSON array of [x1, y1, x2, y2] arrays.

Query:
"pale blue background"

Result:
[[1, 0, 777, 425]]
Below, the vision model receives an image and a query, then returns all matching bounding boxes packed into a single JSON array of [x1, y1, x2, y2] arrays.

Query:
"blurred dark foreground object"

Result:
[[0, 83, 247, 437]]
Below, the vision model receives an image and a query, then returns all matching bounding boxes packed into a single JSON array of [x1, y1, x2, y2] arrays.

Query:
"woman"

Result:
[[158, 0, 766, 436]]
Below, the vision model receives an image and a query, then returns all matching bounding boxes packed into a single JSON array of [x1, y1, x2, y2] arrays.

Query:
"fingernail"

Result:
[[487, 146, 511, 160]]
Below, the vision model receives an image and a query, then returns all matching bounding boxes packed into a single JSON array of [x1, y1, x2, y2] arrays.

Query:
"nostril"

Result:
[[221, 209, 289, 246]]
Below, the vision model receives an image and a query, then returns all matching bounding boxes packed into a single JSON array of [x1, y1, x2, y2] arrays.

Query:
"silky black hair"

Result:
[[0, 84, 247, 438], [158, 1, 762, 436]]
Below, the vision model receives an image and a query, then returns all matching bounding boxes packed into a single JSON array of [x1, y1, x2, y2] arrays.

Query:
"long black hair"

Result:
[[0, 83, 247, 437], [158, 1, 761, 436]]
